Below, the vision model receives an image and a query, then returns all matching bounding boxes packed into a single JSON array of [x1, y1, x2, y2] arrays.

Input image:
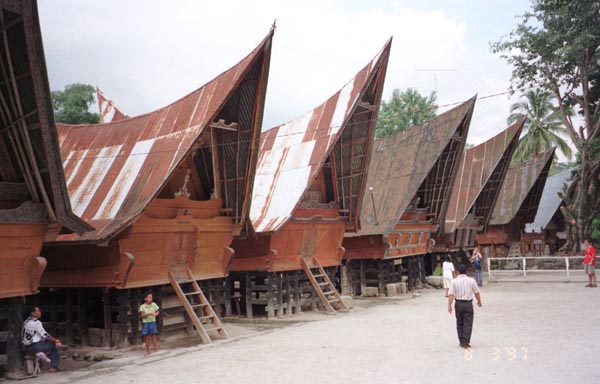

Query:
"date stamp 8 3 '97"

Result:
[[464, 347, 528, 361]]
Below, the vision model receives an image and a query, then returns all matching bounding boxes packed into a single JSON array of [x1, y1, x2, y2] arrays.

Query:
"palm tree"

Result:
[[508, 89, 573, 162]]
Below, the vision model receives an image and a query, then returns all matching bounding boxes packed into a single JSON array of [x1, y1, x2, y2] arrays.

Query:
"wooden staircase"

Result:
[[167, 269, 228, 344], [301, 257, 349, 314]]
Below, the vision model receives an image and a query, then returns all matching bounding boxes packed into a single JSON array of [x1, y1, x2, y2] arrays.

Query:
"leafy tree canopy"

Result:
[[508, 89, 572, 163], [52, 83, 99, 124], [375, 88, 437, 138], [492, 0, 600, 250]]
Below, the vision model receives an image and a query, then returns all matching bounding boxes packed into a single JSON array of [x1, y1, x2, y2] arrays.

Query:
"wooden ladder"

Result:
[[167, 269, 228, 344], [301, 257, 349, 314]]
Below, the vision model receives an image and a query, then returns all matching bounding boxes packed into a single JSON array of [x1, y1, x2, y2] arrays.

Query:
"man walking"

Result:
[[448, 264, 482, 349]]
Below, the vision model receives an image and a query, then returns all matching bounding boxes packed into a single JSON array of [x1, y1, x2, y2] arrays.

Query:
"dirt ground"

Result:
[[17, 274, 600, 384]]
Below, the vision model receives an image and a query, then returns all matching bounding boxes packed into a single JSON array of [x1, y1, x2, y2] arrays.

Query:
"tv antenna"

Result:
[[416, 68, 457, 95]]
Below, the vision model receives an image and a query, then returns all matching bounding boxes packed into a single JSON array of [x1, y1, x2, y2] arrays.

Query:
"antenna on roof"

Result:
[[416, 68, 457, 95]]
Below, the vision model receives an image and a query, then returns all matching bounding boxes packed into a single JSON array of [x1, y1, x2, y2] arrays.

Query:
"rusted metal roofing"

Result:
[[53, 29, 274, 242], [490, 148, 555, 226], [0, 0, 90, 234], [250, 39, 392, 233], [97, 87, 128, 123], [444, 119, 524, 233], [357, 96, 476, 236], [525, 168, 574, 232]]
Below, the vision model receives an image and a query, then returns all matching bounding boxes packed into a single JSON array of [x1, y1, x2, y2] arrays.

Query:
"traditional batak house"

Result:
[[39, 29, 274, 347], [477, 148, 555, 258], [96, 87, 128, 123], [341, 97, 476, 295], [525, 168, 574, 253], [0, 0, 91, 375], [229, 40, 391, 318], [435, 119, 525, 267]]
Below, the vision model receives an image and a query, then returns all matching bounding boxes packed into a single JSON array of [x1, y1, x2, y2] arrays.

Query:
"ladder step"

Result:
[[318, 282, 329, 286], [313, 274, 326, 278], [198, 315, 216, 322], [191, 303, 208, 309], [185, 291, 203, 296], [328, 298, 340, 303], [322, 291, 335, 296]]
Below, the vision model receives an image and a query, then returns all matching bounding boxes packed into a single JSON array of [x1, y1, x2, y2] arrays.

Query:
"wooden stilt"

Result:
[[102, 288, 112, 348], [117, 289, 129, 348], [77, 290, 88, 346], [129, 289, 140, 345], [50, 293, 58, 336], [377, 260, 385, 295], [245, 273, 253, 319], [266, 273, 275, 319], [6, 297, 23, 375], [360, 260, 366, 295], [65, 290, 74, 345], [293, 271, 301, 314]]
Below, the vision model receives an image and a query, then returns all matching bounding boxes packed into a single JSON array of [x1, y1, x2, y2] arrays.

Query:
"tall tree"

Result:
[[375, 88, 437, 138], [508, 89, 572, 163], [492, 0, 600, 250], [52, 83, 99, 124]]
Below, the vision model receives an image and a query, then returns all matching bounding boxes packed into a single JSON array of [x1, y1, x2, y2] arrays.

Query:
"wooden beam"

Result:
[[0, 181, 30, 200], [0, 201, 48, 222]]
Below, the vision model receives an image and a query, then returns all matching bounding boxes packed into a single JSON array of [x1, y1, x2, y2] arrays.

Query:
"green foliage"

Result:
[[375, 88, 437, 138], [508, 89, 572, 163], [591, 218, 600, 242], [52, 83, 99, 124], [491, 0, 600, 247]]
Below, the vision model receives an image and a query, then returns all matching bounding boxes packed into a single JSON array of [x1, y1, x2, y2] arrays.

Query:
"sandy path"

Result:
[[38, 280, 599, 384]]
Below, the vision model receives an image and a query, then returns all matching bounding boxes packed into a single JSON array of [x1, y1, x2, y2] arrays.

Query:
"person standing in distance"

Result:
[[442, 254, 455, 297], [448, 263, 482, 349], [470, 247, 483, 287], [139, 292, 160, 355], [583, 238, 597, 288]]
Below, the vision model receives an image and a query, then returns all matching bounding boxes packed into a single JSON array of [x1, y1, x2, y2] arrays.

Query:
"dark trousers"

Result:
[[25, 341, 60, 368], [455, 300, 474, 346]]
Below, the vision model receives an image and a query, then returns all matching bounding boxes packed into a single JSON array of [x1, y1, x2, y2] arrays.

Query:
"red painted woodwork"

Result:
[[0, 223, 47, 298], [41, 197, 236, 288], [231, 208, 346, 272]]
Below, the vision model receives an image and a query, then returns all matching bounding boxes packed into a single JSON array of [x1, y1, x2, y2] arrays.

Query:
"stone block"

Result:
[[362, 287, 379, 297], [398, 282, 408, 294], [340, 295, 354, 309], [386, 283, 398, 297], [426, 275, 443, 287]]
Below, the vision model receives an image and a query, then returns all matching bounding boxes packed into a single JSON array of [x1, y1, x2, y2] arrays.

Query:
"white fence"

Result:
[[486, 256, 588, 283]]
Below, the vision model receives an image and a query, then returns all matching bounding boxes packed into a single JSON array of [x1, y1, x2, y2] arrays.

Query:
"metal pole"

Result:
[[565, 257, 570, 283], [487, 257, 492, 282], [522, 257, 527, 282]]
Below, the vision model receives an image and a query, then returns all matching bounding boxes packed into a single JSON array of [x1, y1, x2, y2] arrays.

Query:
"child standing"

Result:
[[139, 292, 160, 355]]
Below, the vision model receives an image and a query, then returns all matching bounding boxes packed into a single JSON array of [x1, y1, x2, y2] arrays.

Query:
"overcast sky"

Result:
[[38, 0, 533, 145]]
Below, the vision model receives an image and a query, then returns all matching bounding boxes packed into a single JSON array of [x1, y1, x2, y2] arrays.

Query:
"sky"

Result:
[[38, 0, 534, 146]]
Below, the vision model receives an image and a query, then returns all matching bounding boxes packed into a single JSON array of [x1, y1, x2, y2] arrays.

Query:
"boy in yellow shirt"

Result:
[[139, 292, 160, 355]]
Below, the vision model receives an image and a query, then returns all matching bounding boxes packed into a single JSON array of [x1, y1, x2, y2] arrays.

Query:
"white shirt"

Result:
[[22, 317, 49, 346], [449, 274, 480, 301], [442, 261, 455, 279]]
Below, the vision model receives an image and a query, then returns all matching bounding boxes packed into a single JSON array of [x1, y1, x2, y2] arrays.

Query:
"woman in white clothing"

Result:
[[442, 254, 455, 297]]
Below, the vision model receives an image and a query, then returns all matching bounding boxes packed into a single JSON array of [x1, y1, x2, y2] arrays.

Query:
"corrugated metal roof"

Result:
[[53, 29, 274, 242], [525, 168, 574, 232], [0, 0, 90, 234], [97, 87, 128, 123], [357, 96, 476, 236], [250, 39, 392, 233], [444, 119, 524, 233], [490, 148, 554, 225]]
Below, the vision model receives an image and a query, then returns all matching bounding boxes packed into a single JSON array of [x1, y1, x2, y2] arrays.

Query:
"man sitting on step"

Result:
[[22, 306, 63, 373]]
